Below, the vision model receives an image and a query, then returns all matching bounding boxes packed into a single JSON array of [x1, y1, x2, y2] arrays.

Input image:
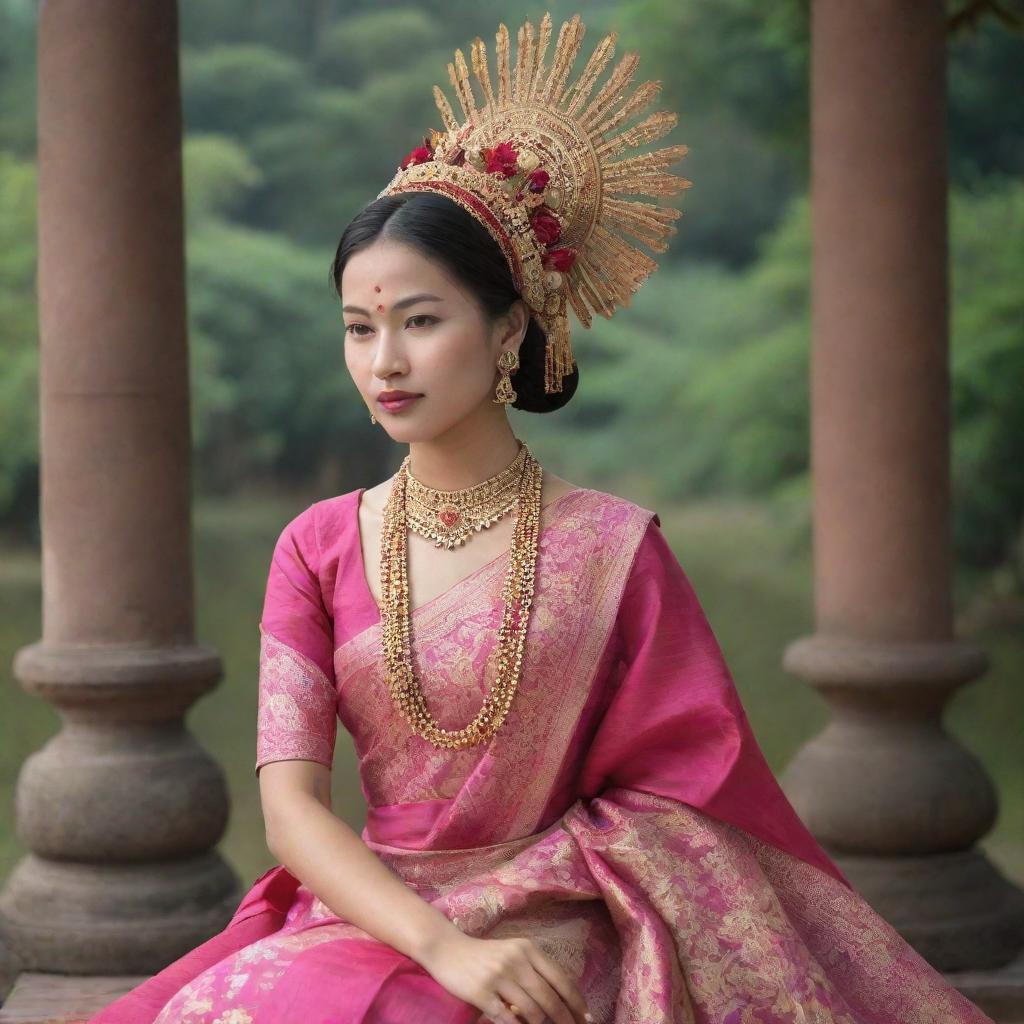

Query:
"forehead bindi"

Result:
[[341, 288, 447, 319], [341, 240, 454, 307]]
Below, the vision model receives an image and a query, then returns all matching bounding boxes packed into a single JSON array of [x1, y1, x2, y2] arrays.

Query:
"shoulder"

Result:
[[303, 488, 366, 563], [543, 485, 661, 585], [272, 488, 363, 569], [569, 485, 661, 532], [309, 486, 364, 523], [540, 471, 659, 530], [572, 488, 669, 591]]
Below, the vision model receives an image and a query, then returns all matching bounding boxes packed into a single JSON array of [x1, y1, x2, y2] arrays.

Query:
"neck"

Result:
[[407, 419, 523, 492]]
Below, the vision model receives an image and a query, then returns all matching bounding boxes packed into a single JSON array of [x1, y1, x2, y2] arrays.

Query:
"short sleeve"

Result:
[[255, 503, 338, 775]]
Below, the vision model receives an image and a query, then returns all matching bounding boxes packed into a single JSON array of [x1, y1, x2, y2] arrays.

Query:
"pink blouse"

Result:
[[254, 487, 607, 775]]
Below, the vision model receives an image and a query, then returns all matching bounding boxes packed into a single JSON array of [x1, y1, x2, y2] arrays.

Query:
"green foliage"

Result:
[[615, 0, 810, 264], [313, 9, 444, 88], [621, 0, 810, 149], [0, 153, 38, 528], [182, 45, 314, 140], [558, 182, 1024, 575], [0, 0, 1020, 581], [948, 13, 1024, 182], [185, 221, 361, 491], [555, 195, 811, 497], [183, 134, 264, 223], [243, 59, 442, 241], [618, 0, 1024, 263], [0, 0, 36, 157], [949, 178, 1024, 573]]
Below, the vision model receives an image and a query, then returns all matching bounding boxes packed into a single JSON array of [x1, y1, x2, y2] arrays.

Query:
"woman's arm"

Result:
[[258, 760, 591, 1024], [258, 758, 457, 963], [254, 508, 589, 1022]]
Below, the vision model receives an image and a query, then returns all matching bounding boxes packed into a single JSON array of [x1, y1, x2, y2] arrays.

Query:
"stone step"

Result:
[[1, 965, 1022, 1023], [0, 973, 148, 1023]]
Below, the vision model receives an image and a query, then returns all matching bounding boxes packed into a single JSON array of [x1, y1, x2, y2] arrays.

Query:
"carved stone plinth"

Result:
[[1, 645, 237, 974], [784, 636, 1024, 970], [0, 0, 238, 974]]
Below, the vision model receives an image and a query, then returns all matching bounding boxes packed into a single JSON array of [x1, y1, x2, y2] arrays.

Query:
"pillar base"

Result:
[[2, 640, 234, 974], [946, 949, 1024, 1023], [835, 848, 1024, 972], [0, 852, 240, 975], [0, 935, 21, 1003], [783, 633, 1024, 970]]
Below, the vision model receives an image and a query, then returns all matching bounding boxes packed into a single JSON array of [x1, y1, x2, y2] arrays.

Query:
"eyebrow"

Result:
[[342, 293, 444, 316]]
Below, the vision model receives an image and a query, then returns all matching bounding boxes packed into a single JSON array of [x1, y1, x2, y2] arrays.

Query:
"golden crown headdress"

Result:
[[376, 12, 692, 395]]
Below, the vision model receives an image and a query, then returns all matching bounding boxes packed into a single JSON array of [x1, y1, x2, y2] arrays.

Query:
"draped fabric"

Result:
[[87, 487, 993, 1024]]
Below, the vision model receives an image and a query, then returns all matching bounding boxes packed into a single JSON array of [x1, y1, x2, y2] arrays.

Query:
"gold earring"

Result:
[[370, 412, 377, 424], [493, 349, 519, 405]]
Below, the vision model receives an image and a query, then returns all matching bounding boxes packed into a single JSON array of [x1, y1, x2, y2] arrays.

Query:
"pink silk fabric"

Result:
[[87, 487, 994, 1024]]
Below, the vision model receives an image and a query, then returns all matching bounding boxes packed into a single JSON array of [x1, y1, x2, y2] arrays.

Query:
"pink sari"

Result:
[[88, 487, 993, 1023]]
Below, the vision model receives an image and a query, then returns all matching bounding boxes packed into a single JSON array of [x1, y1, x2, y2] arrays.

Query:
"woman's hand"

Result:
[[417, 930, 593, 1024]]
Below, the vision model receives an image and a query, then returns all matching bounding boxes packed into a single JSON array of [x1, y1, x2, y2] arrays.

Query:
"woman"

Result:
[[89, 13, 994, 1024]]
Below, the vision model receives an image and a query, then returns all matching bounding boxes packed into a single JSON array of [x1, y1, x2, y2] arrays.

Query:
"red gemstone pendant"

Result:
[[438, 508, 460, 529]]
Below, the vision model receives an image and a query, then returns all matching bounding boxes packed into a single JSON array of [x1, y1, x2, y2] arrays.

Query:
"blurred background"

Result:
[[0, 0, 1021, 892]]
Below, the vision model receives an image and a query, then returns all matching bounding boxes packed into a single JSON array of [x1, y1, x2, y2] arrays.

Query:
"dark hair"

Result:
[[328, 191, 579, 414]]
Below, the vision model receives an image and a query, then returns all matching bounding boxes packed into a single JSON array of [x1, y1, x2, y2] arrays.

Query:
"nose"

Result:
[[370, 325, 410, 380]]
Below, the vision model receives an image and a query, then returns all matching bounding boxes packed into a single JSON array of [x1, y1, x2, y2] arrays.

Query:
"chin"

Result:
[[392, 414, 476, 444], [377, 419, 436, 442]]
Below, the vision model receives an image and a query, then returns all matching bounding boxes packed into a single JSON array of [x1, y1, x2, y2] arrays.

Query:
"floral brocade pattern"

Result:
[[150, 788, 989, 1023], [333, 489, 654, 847], [559, 790, 987, 1024], [255, 625, 338, 772], [138, 490, 993, 1024]]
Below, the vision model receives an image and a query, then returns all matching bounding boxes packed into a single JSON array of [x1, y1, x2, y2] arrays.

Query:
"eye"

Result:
[[407, 314, 438, 329], [345, 322, 372, 337]]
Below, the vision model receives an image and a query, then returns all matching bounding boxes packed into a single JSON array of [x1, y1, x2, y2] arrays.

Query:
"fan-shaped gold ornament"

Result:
[[377, 11, 692, 394]]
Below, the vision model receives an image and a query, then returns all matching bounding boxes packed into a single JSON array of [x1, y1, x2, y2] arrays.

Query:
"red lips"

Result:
[[378, 390, 422, 401]]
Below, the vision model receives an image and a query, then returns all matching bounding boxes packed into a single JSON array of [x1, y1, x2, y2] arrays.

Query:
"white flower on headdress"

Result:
[[517, 148, 541, 172]]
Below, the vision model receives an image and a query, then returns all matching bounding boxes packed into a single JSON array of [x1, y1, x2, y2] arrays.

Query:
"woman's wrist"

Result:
[[404, 913, 468, 969]]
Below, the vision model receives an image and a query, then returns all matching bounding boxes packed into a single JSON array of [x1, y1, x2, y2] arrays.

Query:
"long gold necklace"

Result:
[[379, 442, 544, 749], [405, 443, 528, 549]]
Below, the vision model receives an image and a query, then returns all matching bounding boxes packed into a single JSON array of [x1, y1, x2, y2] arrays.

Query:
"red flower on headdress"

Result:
[[527, 168, 550, 193], [400, 145, 433, 170], [483, 141, 519, 177], [542, 247, 577, 272], [529, 206, 562, 246]]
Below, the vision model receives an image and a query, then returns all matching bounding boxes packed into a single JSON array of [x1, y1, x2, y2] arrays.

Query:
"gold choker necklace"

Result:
[[405, 443, 528, 549], [380, 441, 544, 749]]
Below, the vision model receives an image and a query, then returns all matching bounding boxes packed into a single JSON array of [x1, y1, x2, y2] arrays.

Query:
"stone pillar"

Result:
[[782, 0, 1024, 971], [0, 1, 238, 973]]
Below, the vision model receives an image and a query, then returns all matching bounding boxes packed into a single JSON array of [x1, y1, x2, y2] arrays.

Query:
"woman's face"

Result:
[[340, 237, 525, 443]]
